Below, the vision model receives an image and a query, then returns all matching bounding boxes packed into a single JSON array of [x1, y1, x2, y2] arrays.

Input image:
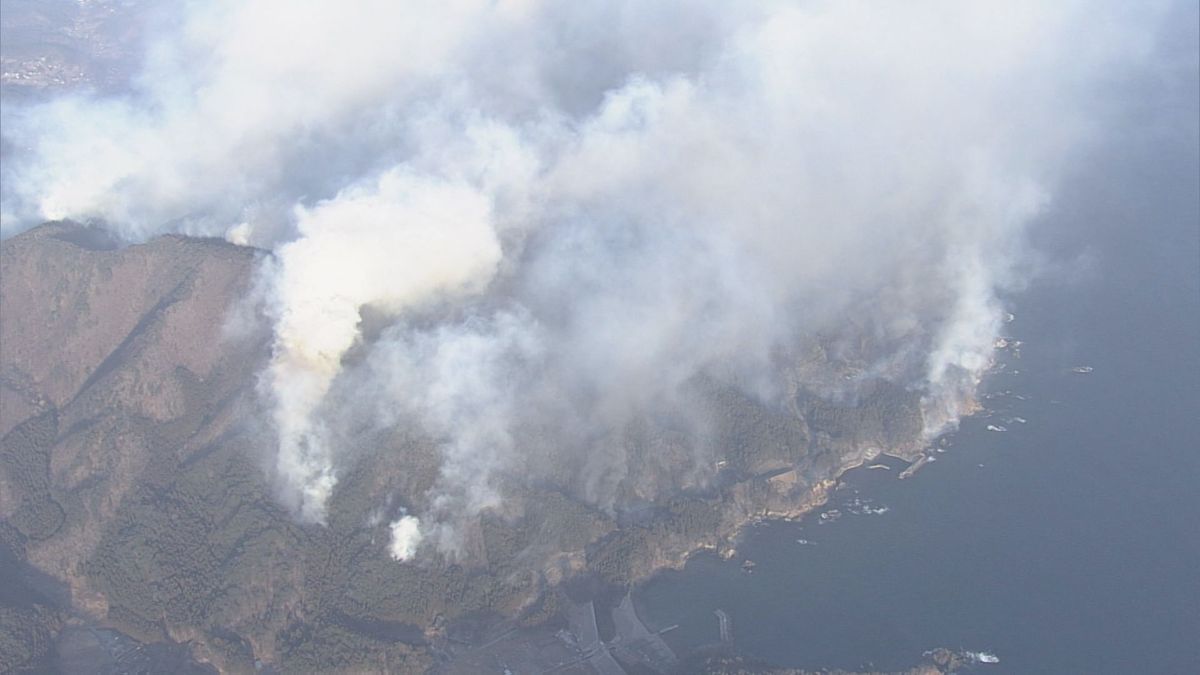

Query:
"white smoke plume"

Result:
[[367, 311, 543, 553], [388, 514, 423, 562], [261, 168, 505, 521], [0, 1, 1170, 551]]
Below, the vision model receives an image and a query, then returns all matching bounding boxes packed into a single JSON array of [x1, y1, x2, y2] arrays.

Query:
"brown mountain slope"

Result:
[[0, 222, 926, 674], [0, 223, 451, 673], [1, 222, 264, 558], [0, 221, 260, 437], [0, 222, 297, 671]]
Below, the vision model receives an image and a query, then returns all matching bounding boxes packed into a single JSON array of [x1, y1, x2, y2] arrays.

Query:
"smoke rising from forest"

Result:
[[0, 1, 1167, 556]]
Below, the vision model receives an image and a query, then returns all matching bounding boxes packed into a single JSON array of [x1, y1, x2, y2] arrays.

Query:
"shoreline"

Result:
[[625, 439, 931, 589]]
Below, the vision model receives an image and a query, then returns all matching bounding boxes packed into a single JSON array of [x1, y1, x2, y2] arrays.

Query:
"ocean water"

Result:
[[635, 12, 1200, 674]]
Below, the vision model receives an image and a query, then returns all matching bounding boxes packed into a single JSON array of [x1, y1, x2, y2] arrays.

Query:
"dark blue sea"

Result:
[[635, 10, 1200, 674]]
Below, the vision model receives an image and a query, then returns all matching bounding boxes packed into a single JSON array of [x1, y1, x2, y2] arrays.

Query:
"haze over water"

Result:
[[635, 7, 1200, 673]]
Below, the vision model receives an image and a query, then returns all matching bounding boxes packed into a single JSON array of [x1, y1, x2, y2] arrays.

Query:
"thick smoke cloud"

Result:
[[0, 1, 1167, 553], [262, 169, 505, 521]]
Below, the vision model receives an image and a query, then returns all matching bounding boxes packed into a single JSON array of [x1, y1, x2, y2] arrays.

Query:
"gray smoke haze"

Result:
[[0, 1, 1170, 556]]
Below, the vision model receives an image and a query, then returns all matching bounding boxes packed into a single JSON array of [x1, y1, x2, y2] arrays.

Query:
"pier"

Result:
[[610, 593, 677, 672], [898, 454, 929, 480], [714, 609, 732, 644]]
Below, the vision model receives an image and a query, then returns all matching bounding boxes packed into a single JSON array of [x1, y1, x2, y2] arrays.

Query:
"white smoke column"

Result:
[[388, 514, 424, 561], [264, 169, 503, 522], [369, 312, 542, 554], [920, 251, 1005, 437], [921, 176, 1049, 437]]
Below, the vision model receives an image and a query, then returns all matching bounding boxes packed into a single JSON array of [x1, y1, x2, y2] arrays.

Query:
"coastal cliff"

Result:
[[1, 223, 937, 673]]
